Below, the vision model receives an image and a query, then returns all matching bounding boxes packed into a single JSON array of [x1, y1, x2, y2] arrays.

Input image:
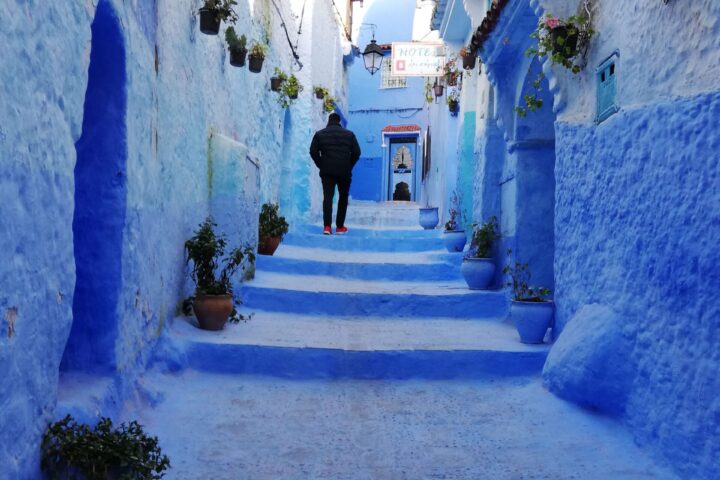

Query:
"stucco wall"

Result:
[[536, 1, 720, 478], [0, 0, 347, 476]]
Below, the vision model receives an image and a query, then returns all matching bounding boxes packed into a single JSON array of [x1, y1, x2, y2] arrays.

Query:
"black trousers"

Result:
[[321, 175, 351, 228]]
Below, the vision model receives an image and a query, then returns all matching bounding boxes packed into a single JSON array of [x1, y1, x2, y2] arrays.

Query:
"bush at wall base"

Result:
[[443, 230, 466, 252], [419, 207, 439, 229], [41, 415, 170, 480], [461, 257, 495, 289], [510, 300, 554, 344]]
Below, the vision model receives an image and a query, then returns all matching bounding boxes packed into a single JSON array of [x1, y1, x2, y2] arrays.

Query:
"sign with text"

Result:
[[391, 42, 446, 77]]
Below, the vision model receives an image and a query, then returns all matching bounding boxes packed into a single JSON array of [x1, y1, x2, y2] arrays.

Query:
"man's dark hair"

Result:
[[328, 113, 341, 124]]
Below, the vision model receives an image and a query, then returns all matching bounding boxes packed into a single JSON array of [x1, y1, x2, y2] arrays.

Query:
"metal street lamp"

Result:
[[362, 38, 384, 75]]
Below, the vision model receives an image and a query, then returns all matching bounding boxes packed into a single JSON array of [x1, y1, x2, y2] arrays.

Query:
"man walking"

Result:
[[309, 113, 361, 235]]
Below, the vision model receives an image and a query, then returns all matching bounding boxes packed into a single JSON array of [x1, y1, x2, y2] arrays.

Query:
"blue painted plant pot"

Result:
[[461, 258, 495, 290], [419, 207, 439, 230], [510, 300, 554, 344], [443, 230, 466, 252]]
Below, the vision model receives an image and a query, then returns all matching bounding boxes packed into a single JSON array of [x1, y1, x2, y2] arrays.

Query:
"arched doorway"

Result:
[[61, 0, 127, 373]]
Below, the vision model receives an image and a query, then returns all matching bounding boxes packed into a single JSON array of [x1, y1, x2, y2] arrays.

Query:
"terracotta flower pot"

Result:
[[229, 48, 247, 67], [192, 294, 232, 331], [198, 8, 220, 35], [258, 236, 282, 255], [248, 55, 264, 73]]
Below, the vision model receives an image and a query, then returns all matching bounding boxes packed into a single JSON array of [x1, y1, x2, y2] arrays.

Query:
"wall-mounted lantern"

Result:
[[362, 38, 384, 75]]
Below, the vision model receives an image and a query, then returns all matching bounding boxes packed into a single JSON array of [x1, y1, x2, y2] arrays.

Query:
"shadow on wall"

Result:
[[61, 0, 127, 374]]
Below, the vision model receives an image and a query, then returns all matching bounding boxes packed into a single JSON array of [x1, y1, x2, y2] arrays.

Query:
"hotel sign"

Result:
[[391, 42, 445, 77]]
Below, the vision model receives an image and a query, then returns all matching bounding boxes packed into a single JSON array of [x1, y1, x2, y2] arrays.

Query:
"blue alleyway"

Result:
[[118, 204, 676, 479]]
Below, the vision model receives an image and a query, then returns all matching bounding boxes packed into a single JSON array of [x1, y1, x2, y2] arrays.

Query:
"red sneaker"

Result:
[[323, 226, 332, 235], [335, 226, 348, 235]]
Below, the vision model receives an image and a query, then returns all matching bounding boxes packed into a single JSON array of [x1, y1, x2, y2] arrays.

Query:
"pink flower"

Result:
[[544, 16, 560, 29]]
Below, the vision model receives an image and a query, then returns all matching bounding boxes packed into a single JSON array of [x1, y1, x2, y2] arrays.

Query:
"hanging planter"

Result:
[[550, 25, 579, 58], [247, 41, 267, 73], [314, 86, 327, 99], [448, 99, 459, 115], [225, 28, 247, 67], [198, 1, 238, 36], [433, 83, 444, 97], [199, 8, 220, 35], [271, 69, 287, 92], [283, 74, 303, 102], [460, 47, 477, 70]]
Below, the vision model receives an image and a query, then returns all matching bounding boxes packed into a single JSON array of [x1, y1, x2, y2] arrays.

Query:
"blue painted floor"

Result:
[[127, 205, 675, 478]]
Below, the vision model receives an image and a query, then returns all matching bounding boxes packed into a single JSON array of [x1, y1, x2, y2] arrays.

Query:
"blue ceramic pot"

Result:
[[419, 207, 439, 230], [461, 258, 495, 290], [510, 300, 554, 344], [443, 230, 466, 252]]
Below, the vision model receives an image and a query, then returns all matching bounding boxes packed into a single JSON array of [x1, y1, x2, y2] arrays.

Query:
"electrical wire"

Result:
[[269, 0, 303, 68], [329, 0, 352, 41]]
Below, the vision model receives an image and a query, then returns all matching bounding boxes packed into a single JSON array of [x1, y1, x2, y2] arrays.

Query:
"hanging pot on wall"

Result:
[[288, 92, 298, 100], [198, 8, 221, 35], [550, 26, 579, 58], [461, 54, 476, 70], [433, 83, 444, 97], [448, 100, 459, 115], [248, 55, 265, 73], [229, 48, 247, 67], [270, 76, 284, 91], [315, 90, 325, 99], [446, 73, 458, 86]]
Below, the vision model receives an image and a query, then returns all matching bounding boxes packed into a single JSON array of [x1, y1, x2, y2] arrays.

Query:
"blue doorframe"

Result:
[[383, 133, 420, 201]]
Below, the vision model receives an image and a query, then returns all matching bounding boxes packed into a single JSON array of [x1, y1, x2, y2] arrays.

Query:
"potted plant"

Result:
[[283, 74, 303, 100], [41, 415, 170, 480], [271, 68, 287, 92], [185, 217, 254, 330], [323, 94, 336, 113], [503, 250, 553, 344], [442, 191, 466, 252], [461, 216, 500, 289], [198, 0, 238, 35], [460, 46, 476, 70], [446, 89, 460, 116], [433, 81, 444, 98], [258, 203, 289, 255], [248, 41, 267, 73], [419, 204, 439, 230], [314, 86, 328, 99], [225, 27, 247, 67], [442, 54, 460, 86], [516, 14, 593, 117]]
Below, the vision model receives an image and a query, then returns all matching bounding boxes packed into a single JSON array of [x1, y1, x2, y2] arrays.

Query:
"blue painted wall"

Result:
[[347, 0, 428, 203], [62, 0, 127, 374], [553, 92, 720, 479]]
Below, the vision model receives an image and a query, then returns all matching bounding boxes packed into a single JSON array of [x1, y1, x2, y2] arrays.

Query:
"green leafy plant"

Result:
[[424, 79, 434, 104], [467, 216, 500, 258], [41, 415, 170, 480], [323, 94, 336, 113], [248, 41, 268, 58], [446, 88, 460, 113], [313, 86, 328, 98], [442, 54, 461, 85], [275, 74, 303, 107], [258, 203, 289, 240], [185, 217, 255, 296], [516, 13, 594, 117], [528, 14, 594, 73], [224, 27, 246, 52], [514, 72, 545, 117], [503, 250, 551, 302], [273, 67, 288, 82], [202, 0, 238, 24]]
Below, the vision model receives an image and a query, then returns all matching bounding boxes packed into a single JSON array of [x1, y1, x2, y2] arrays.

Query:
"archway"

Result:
[[61, 0, 127, 373]]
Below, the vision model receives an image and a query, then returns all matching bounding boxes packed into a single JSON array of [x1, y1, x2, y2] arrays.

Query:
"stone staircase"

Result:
[[170, 204, 550, 379]]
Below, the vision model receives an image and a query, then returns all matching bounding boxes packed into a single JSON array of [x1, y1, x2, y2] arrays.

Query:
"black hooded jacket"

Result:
[[309, 121, 361, 178]]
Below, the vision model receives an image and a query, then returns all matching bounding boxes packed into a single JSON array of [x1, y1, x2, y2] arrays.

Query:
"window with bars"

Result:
[[380, 57, 407, 89]]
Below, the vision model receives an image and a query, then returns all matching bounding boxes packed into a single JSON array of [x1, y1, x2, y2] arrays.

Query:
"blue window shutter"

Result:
[[597, 53, 619, 123]]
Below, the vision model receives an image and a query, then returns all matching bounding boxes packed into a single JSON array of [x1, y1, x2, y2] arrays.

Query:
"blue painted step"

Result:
[[170, 314, 549, 379], [255, 253, 463, 281], [282, 230, 448, 253], [239, 273, 507, 319]]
